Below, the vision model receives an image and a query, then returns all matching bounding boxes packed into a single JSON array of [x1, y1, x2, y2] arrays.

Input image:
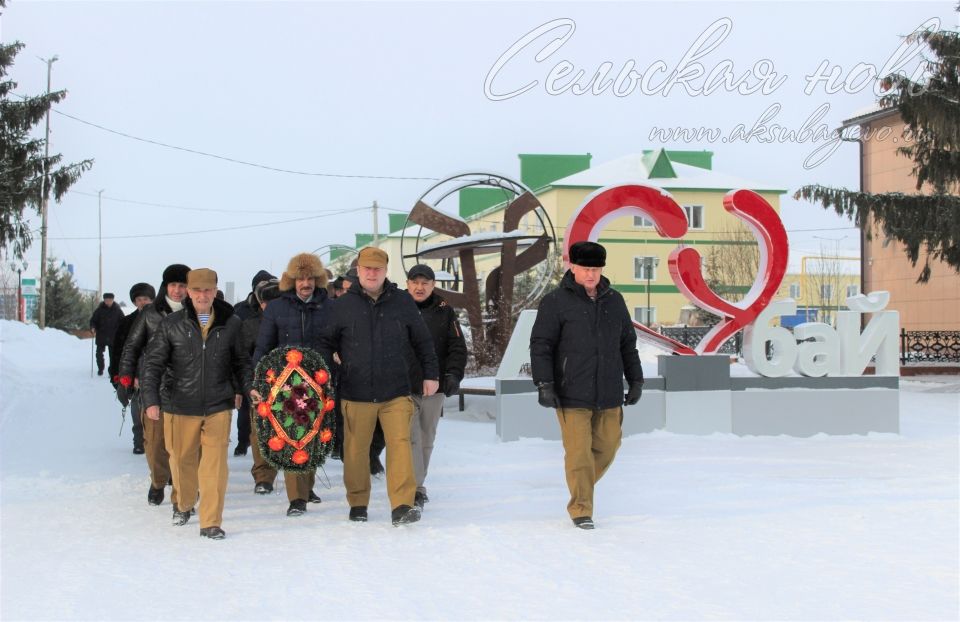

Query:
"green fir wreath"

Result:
[[252, 346, 336, 472]]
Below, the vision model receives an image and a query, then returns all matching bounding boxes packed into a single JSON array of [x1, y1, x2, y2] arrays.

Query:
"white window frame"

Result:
[[820, 284, 833, 300], [634, 306, 657, 325], [846, 284, 858, 298], [683, 204, 704, 230], [789, 283, 801, 299], [634, 256, 658, 281], [633, 215, 654, 228]]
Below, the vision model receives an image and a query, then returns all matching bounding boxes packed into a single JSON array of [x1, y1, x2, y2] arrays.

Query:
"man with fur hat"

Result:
[[530, 241, 644, 530], [240, 278, 281, 494], [90, 293, 124, 376], [109, 282, 156, 454], [233, 269, 277, 455], [119, 263, 190, 508], [318, 247, 439, 526], [253, 252, 332, 517], [142, 268, 252, 540]]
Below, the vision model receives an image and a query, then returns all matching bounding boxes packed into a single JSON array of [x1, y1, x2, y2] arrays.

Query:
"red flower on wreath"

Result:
[[119, 376, 133, 388], [257, 402, 271, 418], [286, 349, 303, 366], [320, 428, 333, 443], [291, 449, 309, 465], [314, 369, 329, 385], [266, 369, 277, 385], [323, 398, 336, 413], [268, 436, 285, 452]]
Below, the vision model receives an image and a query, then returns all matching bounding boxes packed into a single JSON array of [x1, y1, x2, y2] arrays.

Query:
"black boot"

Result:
[[391, 504, 421, 526], [287, 499, 307, 517], [148, 486, 164, 506], [349, 506, 368, 522]]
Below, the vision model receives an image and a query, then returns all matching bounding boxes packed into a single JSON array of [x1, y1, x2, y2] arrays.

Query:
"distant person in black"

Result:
[[90, 292, 123, 376], [110, 282, 156, 454]]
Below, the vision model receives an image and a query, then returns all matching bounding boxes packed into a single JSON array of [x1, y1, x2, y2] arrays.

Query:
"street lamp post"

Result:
[[645, 256, 659, 326], [97, 189, 104, 300]]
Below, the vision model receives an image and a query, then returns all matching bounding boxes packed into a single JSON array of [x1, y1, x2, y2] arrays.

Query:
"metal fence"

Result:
[[659, 326, 743, 355], [900, 330, 960, 364]]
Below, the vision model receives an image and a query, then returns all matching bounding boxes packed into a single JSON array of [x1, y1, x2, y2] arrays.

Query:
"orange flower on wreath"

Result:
[[256, 402, 271, 418], [265, 369, 277, 384], [320, 428, 333, 443], [291, 449, 309, 465], [285, 349, 303, 366], [313, 369, 329, 386], [268, 436, 285, 452]]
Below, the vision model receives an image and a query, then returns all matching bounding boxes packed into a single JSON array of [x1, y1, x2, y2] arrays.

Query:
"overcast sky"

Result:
[[2, 1, 955, 301]]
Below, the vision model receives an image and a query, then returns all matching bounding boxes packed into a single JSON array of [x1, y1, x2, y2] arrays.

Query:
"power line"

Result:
[[67, 189, 363, 215], [52, 108, 441, 181], [48, 207, 366, 240]]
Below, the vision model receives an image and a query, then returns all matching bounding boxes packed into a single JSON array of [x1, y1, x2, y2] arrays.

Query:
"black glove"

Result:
[[537, 382, 560, 409], [116, 385, 130, 408], [442, 374, 460, 396], [624, 381, 643, 406]]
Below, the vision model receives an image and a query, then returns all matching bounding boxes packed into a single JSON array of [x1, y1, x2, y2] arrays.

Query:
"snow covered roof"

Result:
[[547, 152, 787, 193]]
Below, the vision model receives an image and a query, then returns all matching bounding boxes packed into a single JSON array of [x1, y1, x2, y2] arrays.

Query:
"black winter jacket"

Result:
[[530, 270, 643, 409], [108, 309, 140, 381], [90, 302, 124, 346], [118, 296, 176, 381], [141, 297, 251, 416], [319, 281, 439, 403], [253, 290, 331, 365], [407, 293, 467, 395]]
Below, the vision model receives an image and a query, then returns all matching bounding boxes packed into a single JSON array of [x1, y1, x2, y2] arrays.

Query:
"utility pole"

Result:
[[37, 55, 58, 330], [372, 200, 379, 243], [97, 189, 104, 300]]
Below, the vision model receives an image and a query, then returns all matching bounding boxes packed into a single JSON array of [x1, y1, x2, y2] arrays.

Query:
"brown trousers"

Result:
[[141, 407, 176, 507], [164, 410, 231, 529], [284, 470, 316, 502], [248, 412, 277, 486], [556, 406, 622, 519], [342, 396, 416, 510]]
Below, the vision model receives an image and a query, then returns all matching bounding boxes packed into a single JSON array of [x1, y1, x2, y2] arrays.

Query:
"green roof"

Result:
[[641, 149, 677, 178], [460, 187, 511, 219], [355, 233, 375, 248], [642, 149, 713, 171], [518, 153, 592, 190], [388, 213, 407, 233]]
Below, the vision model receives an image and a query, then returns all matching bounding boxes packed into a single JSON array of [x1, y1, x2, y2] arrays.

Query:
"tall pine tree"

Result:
[[795, 14, 959, 282], [43, 257, 97, 332], [0, 13, 93, 260]]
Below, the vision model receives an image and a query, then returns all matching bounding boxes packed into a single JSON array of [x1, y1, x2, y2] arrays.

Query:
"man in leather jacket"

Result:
[[141, 268, 253, 540], [530, 241, 644, 530]]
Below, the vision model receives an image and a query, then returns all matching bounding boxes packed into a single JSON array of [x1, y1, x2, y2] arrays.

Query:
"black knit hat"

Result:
[[129, 282, 156, 302], [250, 269, 275, 291], [162, 264, 191, 285], [569, 241, 606, 267]]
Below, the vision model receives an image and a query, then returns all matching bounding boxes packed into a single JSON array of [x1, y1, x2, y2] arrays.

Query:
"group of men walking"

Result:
[[100, 240, 642, 538]]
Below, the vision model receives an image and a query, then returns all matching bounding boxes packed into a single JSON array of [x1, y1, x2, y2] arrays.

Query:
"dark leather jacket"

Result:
[[141, 298, 251, 416]]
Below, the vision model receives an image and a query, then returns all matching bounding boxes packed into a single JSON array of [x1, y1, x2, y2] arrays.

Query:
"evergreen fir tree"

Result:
[[795, 14, 959, 282], [0, 24, 93, 260], [44, 257, 96, 332]]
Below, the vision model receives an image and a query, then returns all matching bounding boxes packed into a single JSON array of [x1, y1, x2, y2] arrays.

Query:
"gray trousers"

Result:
[[410, 393, 445, 494]]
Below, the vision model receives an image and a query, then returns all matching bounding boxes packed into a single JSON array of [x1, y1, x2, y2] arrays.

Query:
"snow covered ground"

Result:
[[1, 320, 958, 621]]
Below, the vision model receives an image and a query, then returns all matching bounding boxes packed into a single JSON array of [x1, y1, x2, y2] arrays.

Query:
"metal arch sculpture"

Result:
[[401, 172, 558, 363], [565, 184, 788, 356]]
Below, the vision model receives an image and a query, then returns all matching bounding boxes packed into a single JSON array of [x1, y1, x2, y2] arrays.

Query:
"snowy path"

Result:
[[1, 321, 957, 621]]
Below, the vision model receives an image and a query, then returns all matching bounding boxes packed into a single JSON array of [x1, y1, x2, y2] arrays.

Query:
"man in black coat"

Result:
[[239, 278, 282, 495], [405, 264, 467, 511], [141, 268, 253, 540], [109, 282, 156, 454], [89, 293, 124, 376], [252, 253, 331, 517], [318, 247, 439, 526], [119, 263, 190, 508], [530, 241, 644, 530], [233, 269, 276, 455]]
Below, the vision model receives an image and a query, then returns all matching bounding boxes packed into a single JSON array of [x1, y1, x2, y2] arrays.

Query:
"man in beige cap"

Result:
[[141, 268, 253, 540], [318, 247, 440, 526]]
